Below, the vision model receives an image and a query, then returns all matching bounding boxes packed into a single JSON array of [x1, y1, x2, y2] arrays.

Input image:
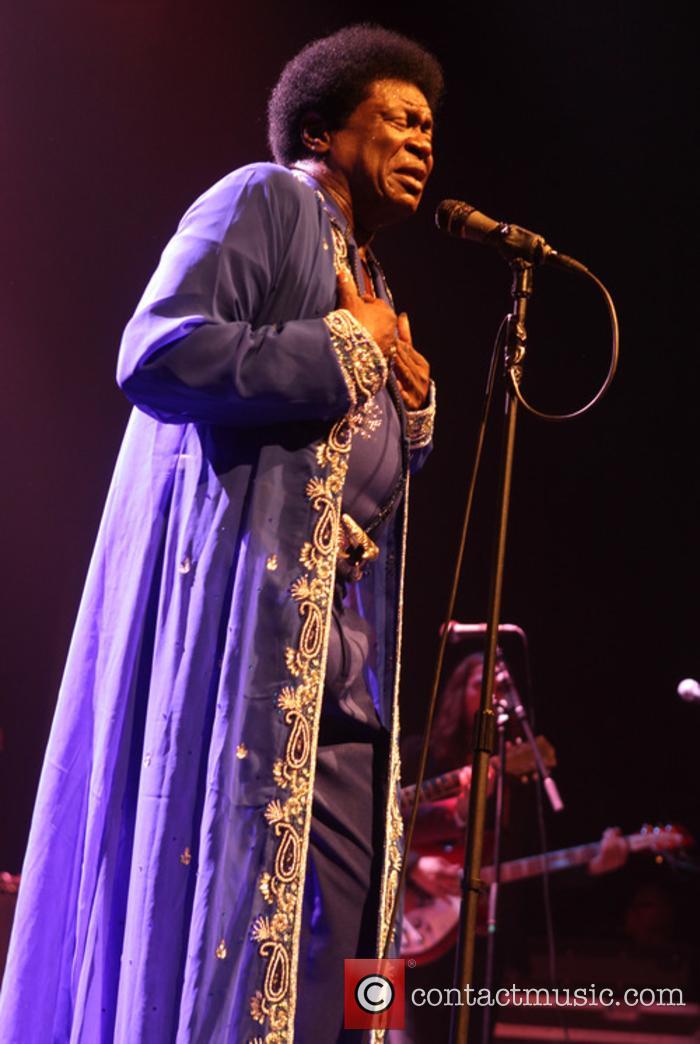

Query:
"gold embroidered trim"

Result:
[[249, 417, 352, 1043], [405, 379, 436, 450], [324, 219, 387, 410], [378, 731, 404, 956], [324, 309, 387, 409], [370, 474, 411, 1044], [328, 220, 349, 276]]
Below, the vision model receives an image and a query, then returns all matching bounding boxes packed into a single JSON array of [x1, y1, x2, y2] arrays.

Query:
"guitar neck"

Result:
[[482, 842, 602, 886], [400, 768, 463, 813], [400, 737, 554, 816]]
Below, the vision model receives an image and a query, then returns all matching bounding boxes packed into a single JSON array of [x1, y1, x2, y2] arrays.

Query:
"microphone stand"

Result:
[[479, 696, 508, 1044], [502, 679, 563, 814], [449, 258, 533, 1044], [478, 673, 563, 1044]]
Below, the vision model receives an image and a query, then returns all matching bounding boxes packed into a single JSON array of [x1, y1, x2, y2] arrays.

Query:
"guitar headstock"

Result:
[[633, 823, 694, 860], [504, 734, 557, 783]]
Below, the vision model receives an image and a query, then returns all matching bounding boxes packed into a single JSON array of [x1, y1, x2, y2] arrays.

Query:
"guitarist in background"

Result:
[[401, 651, 630, 872], [401, 652, 490, 846], [397, 652, 629, 1043]]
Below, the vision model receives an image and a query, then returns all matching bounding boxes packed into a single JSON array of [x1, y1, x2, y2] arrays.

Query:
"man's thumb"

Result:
[[336, 268, 356, 301]]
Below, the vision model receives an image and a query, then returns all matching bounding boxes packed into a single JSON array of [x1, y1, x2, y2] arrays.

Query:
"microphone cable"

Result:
[[510, 261, 620, 422]]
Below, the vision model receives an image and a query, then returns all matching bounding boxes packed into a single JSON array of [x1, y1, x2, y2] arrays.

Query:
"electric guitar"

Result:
[[400, 823, 692, 965]]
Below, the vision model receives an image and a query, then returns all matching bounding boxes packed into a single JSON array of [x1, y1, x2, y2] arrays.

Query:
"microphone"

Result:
[[677, 678, 700, 704], [447, 621, 527, 642], [494, 663, 520, 707], [435, 199, 582, 272]]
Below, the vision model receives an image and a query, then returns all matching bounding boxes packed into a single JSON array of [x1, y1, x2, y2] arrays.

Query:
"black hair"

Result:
[[430, 653, 484, 771], [267, 24, 444, 165]]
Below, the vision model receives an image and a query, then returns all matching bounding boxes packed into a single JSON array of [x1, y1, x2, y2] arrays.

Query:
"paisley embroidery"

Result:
[[325, 216, 387, 410], [324, 309, 387, 408], [328, 220, 349, 276], [349, 398, 382, 439], [249, 417, 352, 1043]]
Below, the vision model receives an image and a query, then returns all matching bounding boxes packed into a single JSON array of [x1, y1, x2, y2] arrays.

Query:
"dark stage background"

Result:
[[2, 0, 698, 991]]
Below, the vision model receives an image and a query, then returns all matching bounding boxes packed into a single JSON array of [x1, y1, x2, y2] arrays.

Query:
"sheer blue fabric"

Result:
[[0, 164, 428, 1043]]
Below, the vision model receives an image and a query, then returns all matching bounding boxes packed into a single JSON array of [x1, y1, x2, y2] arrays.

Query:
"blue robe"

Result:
[[0, 163, 435, 1043]]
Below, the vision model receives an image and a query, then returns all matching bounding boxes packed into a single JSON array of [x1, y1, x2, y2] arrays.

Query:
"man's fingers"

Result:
[[336, 269, 358, 305], [394, 345, 423, 393], [397, 311, 412, 344], [393, 338, 431, 410], [335, 273, 398, 355], [336, 269, 366, 309], [394, 363, 420, 399], [394, 341, 421, 378]]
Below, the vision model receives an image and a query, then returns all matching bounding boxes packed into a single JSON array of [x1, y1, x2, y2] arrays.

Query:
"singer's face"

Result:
[[327, 79, 434, 230]]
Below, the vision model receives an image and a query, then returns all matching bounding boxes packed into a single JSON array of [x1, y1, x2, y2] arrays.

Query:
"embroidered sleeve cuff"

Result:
[[323, 309, 388, 408], [406, 379, 436, 449]]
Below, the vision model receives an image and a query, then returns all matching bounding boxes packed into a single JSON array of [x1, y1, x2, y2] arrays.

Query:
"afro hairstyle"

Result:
[[267, 24, 444, 165]]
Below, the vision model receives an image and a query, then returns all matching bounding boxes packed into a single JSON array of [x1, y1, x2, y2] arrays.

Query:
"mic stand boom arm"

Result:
[[450, 258, 532, 1044]]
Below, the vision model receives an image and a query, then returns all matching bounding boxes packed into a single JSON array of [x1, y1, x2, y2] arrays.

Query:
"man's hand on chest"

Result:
[[394, 311, 430, 411], [335, 272, 430, 410]]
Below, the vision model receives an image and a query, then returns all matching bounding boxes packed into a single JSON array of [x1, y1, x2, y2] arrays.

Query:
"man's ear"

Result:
[[300, 112, 331, 155]]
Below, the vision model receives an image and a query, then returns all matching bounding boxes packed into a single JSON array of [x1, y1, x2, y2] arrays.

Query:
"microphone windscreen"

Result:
[[435, 200, 501, 241]]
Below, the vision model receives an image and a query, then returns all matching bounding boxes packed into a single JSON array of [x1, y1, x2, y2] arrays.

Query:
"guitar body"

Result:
[[402, 887, 461, 965], [402, 843, 484, 965]]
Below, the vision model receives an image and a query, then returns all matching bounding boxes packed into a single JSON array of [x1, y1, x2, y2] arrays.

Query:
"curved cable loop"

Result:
[[509, 263, 620, 422]]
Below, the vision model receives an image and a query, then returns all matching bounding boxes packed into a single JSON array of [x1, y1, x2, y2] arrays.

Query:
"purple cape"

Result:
[[0, 164, 435, 1043]]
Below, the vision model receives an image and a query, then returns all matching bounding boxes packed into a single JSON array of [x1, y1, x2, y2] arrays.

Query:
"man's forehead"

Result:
[[367, 78, 432, 116]]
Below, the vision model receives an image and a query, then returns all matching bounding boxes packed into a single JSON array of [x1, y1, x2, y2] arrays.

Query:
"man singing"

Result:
[[0, 24, 443, 1043]]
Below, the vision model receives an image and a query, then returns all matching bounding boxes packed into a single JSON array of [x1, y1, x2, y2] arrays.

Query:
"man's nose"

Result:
[[407, 134, 433, 165]]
